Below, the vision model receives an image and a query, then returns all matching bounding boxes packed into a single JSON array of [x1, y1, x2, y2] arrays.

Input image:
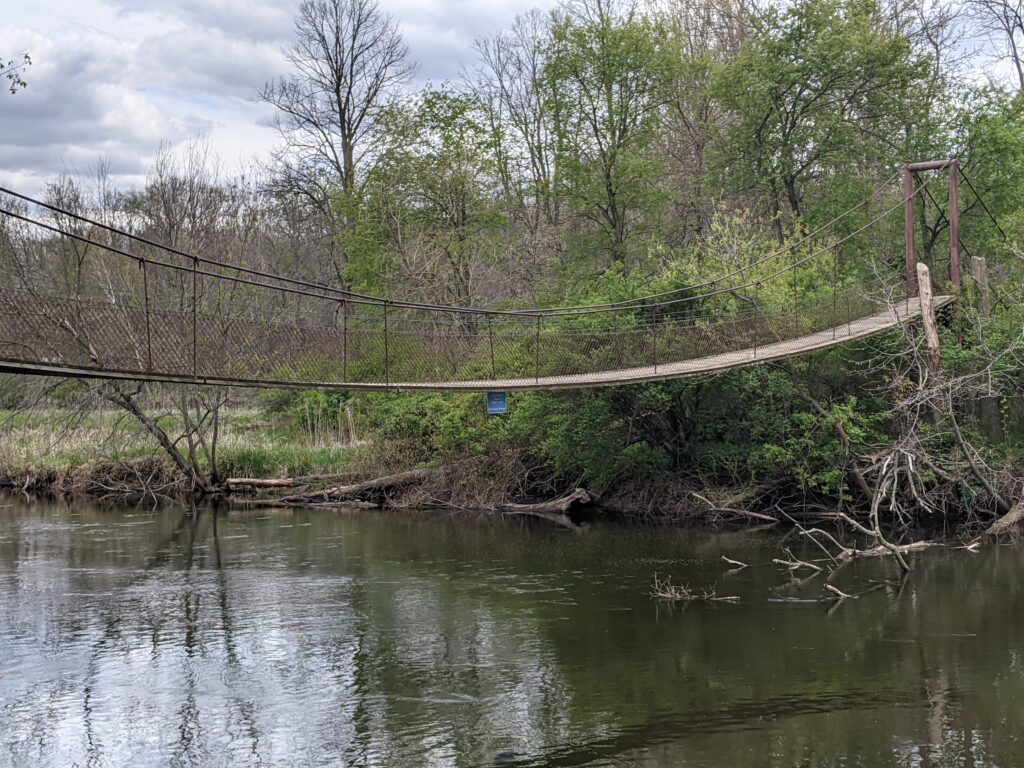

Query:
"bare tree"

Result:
[[473, 9, 560, 233], [968, 0, 1024, 91], [259, 0, 417, 213]]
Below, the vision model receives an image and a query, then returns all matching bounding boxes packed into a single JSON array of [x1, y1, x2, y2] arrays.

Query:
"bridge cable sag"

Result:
[[0, 174, 929, 321], [0, 169, 903, 317]]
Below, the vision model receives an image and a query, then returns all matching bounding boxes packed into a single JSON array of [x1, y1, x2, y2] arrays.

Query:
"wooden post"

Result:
[[904, 165, 917, 298], [973, 255, 992, 318], [917, 263, 941, 376]]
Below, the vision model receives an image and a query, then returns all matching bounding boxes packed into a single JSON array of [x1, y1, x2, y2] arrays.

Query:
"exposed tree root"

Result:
[[984, 501, 1024, 539]]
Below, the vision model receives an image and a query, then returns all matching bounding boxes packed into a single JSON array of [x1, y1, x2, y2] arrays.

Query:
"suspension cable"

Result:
[[0, 169, 901, 316], [0, 171, 919, 320], [543, 175, 931, 316], [958, 169, 1008, 241]]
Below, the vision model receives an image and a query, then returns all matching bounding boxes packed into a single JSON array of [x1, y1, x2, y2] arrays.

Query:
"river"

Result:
[[0, 497, 1021, 767]]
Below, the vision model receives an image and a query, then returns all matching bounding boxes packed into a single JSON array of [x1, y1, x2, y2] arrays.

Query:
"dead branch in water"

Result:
[[689, 491, 778, 524], [649, 574, 740, 603], [824, 583, 853, 600], [720, 555, 749, 569], [772, 548, 824, 574], [984, 501, 1024, 539], [498, 487, 595, 516], [225, 477, 297, 489]]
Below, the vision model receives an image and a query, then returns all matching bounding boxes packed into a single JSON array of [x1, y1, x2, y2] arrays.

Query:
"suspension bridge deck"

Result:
[[0, 295, 954, 393], [424, 295, 956, 391], [0, 161, 969, 394]]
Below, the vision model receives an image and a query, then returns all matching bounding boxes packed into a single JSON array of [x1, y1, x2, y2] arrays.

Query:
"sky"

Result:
[[0, 0, 556, 195]]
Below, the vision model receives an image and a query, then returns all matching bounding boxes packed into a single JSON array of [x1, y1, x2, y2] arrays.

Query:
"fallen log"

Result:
[[225, 478, 297, 489], [496, 488, 595, 528], [497, 487, 595, 516], [278, 467, 440, 507], [840, 540, 942, 559]]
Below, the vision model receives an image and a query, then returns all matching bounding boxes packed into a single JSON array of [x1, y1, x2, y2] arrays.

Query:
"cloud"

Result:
[[0, 0, 558, 196], [112, 0, 296, 44]]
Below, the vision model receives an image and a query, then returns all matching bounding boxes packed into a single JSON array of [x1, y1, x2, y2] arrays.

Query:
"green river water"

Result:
[[1, 497, 1022, 767]]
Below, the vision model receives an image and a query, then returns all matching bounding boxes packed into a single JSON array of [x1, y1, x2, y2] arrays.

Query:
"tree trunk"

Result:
[[279, 467, 440, 507], [917, 263, 942, 377]]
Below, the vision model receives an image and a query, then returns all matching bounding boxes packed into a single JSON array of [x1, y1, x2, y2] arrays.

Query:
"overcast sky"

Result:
[[0, 0, 556, 195]]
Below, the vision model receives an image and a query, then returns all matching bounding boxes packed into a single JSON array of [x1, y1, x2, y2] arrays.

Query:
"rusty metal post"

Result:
[[488, 313, 496, 380], [949, 158, 961, 291], [831, 248, 838, 341], [383, 302, 390, 386], [534, 315, 541, 383], [342, 300, 348, 382], [904, 165, 917, 298], [141, 260, 153, 372], [652, 305, 659, 373], [753, 280, 761, 356], [191, 256, 198, 378]]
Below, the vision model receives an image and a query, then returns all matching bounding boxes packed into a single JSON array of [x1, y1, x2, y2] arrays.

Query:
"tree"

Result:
[[344, 88, 506, 306], [473, 9, 561, 234], [1, 53, 30, 94], [544, 0, 679, 270], [712, 0, 930, 240], [968, 0, 1024, 92], [259, 0, 416, 213]]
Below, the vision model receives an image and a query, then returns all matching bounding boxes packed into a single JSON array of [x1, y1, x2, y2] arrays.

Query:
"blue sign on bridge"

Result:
[[486, 391, 508, 415]]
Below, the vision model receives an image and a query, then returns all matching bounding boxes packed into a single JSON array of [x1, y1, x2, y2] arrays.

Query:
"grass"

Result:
[[0, 407, 357, 480]]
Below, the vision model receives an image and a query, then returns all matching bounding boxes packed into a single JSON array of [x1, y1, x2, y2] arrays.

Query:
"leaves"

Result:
[[1, 53, 31, 95]]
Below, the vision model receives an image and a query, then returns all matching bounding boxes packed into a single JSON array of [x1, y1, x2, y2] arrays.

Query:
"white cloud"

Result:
[[1, 0, 558, 196]]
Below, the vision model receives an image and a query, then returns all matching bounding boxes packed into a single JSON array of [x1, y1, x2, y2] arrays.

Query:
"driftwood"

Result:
[[278, 467, 440, 507], [498, 487, 594, 516], [225, 478, 297, 489], [720, 555, 749, 569], [497, 488, 595, 528], [689, 490, 778, 523], [824, 583, 853, 600], [773, 548, 824, 573], [650, 574, 740, 603]]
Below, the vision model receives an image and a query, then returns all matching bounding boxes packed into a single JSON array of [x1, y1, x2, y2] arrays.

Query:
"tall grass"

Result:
[[0, 407, 357, 479]]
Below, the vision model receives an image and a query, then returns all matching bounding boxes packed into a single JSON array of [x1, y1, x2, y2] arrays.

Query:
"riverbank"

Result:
[[3, 397, 1022, 536]]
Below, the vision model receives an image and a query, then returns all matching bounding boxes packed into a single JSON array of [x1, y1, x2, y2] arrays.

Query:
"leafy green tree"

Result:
[[544, 0, 680, 271], [712, 0, 930, 240], [342, 87, 506, 305]]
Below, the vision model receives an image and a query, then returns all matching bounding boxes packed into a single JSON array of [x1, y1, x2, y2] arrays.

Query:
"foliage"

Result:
[[1, 53, 30, 94], [711, 0, 930, 228], [6, 0, 1024, 513]]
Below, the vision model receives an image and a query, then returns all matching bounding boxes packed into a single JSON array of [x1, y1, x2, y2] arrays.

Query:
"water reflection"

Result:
[[0, 498, 1023, 767]]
